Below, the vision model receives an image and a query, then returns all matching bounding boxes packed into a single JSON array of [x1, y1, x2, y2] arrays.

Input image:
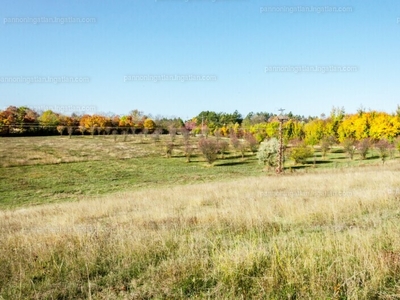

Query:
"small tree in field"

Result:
[[67, 126, 73, 139], [342, 138, 357, 160], [143, 128, 149, 138], [112, 130, 118, 142], [395, 136, 400, 154], [214, 130, 222, 142], [181, 127, 190, 143], [79, 126, 86, 136], [89, 126, 97, 138], [184, 142, 194, 163], [56, 125, 65, 136], [218, 140, 229, 159], [230, 132, 241, 157], [257, 138, 278, 170], [152, 129, 161, 144], [320, 136, 335, 158], [105, 127, 112, 135], [122, 130, 128, 142], [165, 142, 174, 158], [169, 127, 177, 142], [375, 139, 390, 164], [230, 132, 239, 148], [96, 126, 102, 136], [290, 141, 314, 165], [238, 141, 247, 159], [357, 138, 370, 160], [244, 133, 258, 153], [198, 138, 219, 165]]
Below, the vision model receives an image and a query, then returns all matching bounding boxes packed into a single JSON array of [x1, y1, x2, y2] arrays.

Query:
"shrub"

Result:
[[342, 138, 356, 160], [357, 138, 370, 160], [290, 142, 314, 164], [257, 138, 278, 169], [198, 138, 219, 164]]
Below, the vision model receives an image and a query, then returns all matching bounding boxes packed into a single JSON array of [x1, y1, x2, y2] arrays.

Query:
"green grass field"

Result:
[[1, 135, 400, 299], [0, 135, 394, 209]]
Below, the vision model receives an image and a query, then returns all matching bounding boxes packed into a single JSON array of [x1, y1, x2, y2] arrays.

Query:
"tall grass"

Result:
[[1, 164, 400, 298]]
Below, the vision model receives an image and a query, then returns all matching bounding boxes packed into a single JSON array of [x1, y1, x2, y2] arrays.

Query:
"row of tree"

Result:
[[1, 106, 400, 144]]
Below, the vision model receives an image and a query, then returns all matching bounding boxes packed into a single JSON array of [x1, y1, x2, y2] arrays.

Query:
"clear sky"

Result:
[[1, 0, 400, 119]]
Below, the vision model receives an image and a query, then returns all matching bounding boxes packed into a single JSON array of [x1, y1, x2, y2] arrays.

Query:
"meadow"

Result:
[[1, 134, 400, 299]]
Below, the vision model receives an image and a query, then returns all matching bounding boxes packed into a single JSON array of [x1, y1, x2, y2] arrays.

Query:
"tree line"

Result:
[[1, 105, 400, 145]]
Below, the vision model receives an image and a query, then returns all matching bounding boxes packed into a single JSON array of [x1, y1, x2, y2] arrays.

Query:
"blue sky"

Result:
[[1, 0, 400, 120]]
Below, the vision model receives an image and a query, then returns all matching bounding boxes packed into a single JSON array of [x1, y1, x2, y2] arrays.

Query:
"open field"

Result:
[[1, 136, 400, 298], [1, 135, 397, 209]]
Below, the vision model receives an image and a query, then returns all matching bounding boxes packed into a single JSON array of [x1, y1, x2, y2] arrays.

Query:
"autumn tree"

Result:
[[38, 110, 60, 131], [144, 119, 156, 133]]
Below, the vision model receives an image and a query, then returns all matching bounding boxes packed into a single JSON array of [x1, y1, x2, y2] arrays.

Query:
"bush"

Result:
[[290, 142, 314, 165], [198, 138, 219, 164], [257, 138, 278, 169]]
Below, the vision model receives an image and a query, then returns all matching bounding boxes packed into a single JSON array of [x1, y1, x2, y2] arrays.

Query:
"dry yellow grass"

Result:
[[1, 164, 400, 298]]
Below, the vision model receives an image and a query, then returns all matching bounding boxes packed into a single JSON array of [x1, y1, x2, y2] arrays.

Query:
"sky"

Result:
[[1, 0, 400, 120]]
